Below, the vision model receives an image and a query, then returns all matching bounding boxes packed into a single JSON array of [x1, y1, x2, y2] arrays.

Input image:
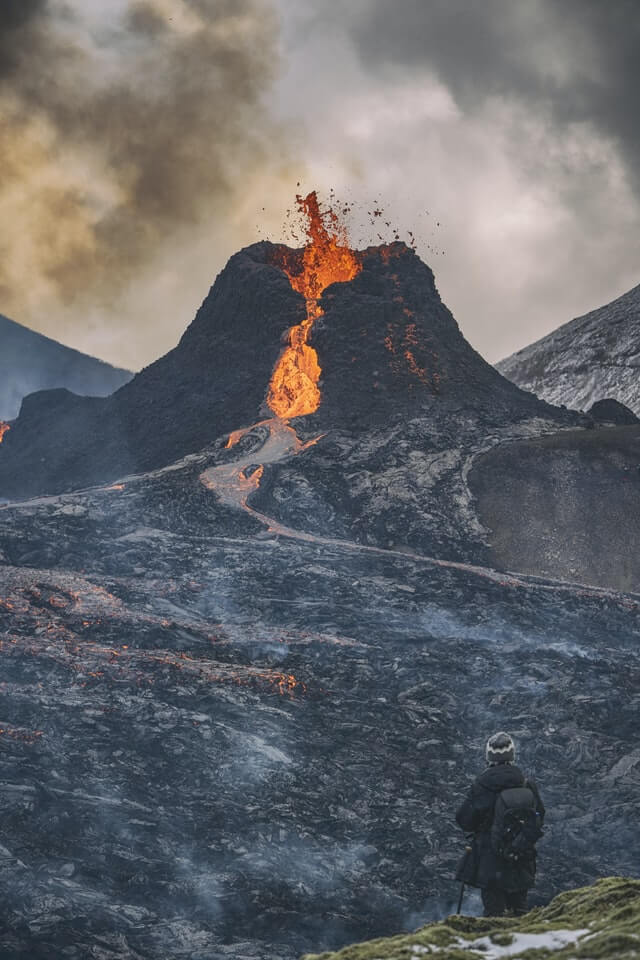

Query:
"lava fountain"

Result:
[[266, 191, 361, 418], [202, 191, 360, 529]]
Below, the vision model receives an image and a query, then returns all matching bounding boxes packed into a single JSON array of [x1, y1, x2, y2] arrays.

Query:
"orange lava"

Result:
[[0, 422, 9, 444], [267, 191, 361, 418], [226, 428, 246, 449]]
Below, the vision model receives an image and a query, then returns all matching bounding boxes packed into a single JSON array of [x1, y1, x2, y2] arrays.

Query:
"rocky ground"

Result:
[[1, 435, 639, 959]]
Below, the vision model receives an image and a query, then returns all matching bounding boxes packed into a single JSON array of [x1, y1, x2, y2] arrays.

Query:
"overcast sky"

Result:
[[1, 0, 639, 368]]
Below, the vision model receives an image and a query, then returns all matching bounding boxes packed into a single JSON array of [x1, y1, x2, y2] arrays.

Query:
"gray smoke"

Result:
[[0, 0, 296, 362], [347, 0, 640, 196]]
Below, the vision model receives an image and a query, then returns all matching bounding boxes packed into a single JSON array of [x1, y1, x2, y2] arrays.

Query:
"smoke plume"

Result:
[[0, 0, 295, 365]]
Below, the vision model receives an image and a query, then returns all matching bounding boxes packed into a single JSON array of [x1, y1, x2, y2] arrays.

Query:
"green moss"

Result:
[[489, 931, 515, 946], [302, 877, 640, 960]]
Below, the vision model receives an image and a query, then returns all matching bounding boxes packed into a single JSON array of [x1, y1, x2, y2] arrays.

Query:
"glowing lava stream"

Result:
[[199, 419, 341, 542], [201, 418, 318, 521], [202, 191, 359, 536], [266, 191, 361, 419]]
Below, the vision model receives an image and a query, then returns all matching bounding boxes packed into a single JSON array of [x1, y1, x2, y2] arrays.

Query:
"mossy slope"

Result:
[[303, 877, 640, 959]]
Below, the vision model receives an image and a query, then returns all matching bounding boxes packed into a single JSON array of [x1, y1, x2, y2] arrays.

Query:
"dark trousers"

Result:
[[481, 886, 528, 917]]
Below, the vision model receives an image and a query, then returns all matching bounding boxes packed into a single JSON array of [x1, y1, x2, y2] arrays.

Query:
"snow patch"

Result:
[[412, 927, 591, 956]]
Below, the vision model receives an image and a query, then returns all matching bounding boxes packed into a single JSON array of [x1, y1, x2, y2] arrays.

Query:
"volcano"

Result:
[[0, 235, 567, 502]]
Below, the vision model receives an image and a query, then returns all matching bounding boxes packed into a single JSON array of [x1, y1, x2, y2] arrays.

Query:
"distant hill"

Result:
[[0, 313, 133, 421], [497, 282, 640, 414]]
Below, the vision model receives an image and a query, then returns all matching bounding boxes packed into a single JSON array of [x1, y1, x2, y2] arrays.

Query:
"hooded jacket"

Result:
[[455, 763, 545, 891]]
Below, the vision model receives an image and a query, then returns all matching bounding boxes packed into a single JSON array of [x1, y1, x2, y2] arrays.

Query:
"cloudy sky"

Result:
[[1, 0, 639, 369]]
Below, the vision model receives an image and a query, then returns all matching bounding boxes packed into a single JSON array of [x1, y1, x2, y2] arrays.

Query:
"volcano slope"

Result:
[[1, 452, 640, 960], [0, 241, 581, 571], [0, 240, 639, 959]]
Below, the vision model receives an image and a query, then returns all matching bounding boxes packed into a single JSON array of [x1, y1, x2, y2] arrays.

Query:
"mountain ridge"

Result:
[[0, 312, 133, 421], [496, 281, 640, 414]]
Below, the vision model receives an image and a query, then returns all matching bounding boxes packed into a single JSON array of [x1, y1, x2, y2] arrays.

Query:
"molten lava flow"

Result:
[[267, 191, 361, 419], [202, 193, 357, 541], [0, 422, 9, 444]]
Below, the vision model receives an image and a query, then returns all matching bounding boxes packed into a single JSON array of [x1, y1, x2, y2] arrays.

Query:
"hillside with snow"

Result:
[[497, 282, 640, 414]]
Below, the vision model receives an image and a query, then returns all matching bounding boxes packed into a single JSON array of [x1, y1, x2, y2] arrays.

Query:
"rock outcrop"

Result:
[[469, 424, 640, 592], [587, 398, 639, 425], [303, 878, 640, 959]]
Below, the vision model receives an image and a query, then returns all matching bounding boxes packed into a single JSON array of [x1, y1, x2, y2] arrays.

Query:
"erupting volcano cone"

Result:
[[266, 192, 361, 419], [0, 190, 568, 499]]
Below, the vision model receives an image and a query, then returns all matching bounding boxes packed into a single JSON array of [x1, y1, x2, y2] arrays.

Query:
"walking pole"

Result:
[[456, 843, 473, 915]]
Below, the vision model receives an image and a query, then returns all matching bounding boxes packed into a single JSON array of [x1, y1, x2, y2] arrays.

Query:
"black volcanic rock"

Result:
[[469, 424, 640, 592], [0, 242, 567, 499], [587, 398, 640, 425], [0, 313, 132, 421], [310, 243, 548, 430], [1, 456, 640, 958], [1, 245, 639, 958]]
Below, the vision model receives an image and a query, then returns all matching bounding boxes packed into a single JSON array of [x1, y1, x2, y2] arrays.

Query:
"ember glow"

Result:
[[0, 570, 309, 701], [0, 422, 9, 445], [384, 271, 442, 392], [267, 191, 361, 418]]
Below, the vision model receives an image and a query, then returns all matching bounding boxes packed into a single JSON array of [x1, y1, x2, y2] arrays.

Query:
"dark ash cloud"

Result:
[[0, 0, 46, 35], [347, 0, 640, 194], [0, 0, 294, 354]]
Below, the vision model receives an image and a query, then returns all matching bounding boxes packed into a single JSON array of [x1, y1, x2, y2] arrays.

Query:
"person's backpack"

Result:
[[490, 784, 543, 861]]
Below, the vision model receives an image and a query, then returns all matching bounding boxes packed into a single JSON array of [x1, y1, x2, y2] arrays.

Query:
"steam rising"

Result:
[[0, 0, 295, 364]]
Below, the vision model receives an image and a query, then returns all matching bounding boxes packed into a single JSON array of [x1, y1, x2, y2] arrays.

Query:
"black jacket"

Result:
[[455, 763, 545, 891]]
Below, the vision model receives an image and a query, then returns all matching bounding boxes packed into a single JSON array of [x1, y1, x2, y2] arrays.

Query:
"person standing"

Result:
[[455, 731, 545, 916]]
